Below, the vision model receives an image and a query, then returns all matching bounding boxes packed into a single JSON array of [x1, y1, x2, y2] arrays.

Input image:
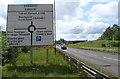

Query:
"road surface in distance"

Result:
[[57, 46, 119, 76]]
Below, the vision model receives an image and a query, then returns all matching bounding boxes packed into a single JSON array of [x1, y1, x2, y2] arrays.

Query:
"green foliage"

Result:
[[2, 48, 83, 77], [21, 47, 30, 53], [68, 40, 120, 54], [2, 32, 30, 65], [107, 41, 120, 47], [56, 38, 71, 45], [113, 27, 120, 40], [99, 24, 120, 40], [101, 43, 106, 47], [69, 40, 120, 49]]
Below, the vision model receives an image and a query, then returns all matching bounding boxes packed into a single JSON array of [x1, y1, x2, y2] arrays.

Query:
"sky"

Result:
[[0, 0, 119, 41]]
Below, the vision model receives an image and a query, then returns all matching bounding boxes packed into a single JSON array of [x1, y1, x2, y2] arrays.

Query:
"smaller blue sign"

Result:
[[36, 36, 41, 41]]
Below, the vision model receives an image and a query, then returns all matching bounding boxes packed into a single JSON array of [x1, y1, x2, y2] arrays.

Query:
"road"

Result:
[[79, 47, 120, 52], [57, 46, 119, 76]]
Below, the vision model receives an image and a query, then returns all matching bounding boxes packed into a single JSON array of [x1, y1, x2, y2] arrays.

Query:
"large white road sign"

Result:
[[7, 4, 54, 46]]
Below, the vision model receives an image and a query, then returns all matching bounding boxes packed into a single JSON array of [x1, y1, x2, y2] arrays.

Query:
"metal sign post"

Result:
[[30, 46, 33, 64], [46, 49, 48, 63], [28, 21, 36, 64], [54, 46, 56, 55], [54, 0, 56, 55], [44, 46, 52, 63]]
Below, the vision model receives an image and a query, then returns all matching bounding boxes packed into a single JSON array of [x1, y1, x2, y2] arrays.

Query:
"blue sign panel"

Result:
[[36, 36, 41, 41]]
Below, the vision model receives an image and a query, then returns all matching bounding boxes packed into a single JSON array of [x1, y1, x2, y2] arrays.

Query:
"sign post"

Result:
[[54, 0, 56, 55], [7, 4, 54, 63], [44, 46, 52, 63], [28, 21, 36, 64], [30, 47, 33, 64], [46, 49, 48, 63]]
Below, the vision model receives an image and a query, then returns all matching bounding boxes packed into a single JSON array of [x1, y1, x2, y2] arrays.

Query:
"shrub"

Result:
[[2, 32, 29, 65], [101, 43, 106, 47], [111, 42, 120, 47]]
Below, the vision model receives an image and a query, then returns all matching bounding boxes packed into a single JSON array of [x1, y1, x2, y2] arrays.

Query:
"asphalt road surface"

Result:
[[57, 46, 119, 76], [79, 47, 120, 52]]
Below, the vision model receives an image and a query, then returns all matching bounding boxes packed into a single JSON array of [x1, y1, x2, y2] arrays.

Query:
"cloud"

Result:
[[0, 0, 14, 4], [56, 18, 109, 40], [56, 19, 85, 34], [86, 34, 101, 41], [83, 21, 109, 34], [32, 0, 54, 4], [0, 17, 6, 31], [55, 1, 118, 40], [56, 0, 119, 2], [14, 0, 32, 3], [88, 1, 118, 21], [56, 11, 109, 40], [56, 2, 80, 20], [0, 0, 14, 19], [0, 0, 15, 31], [0, 0, 33, 31], [0, 0, 118, 40], [56, 32, 102, 41], [79, 0, 93, 7]]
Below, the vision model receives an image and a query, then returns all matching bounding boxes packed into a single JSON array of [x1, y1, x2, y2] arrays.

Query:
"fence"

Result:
[[56, 48, 111, 79]]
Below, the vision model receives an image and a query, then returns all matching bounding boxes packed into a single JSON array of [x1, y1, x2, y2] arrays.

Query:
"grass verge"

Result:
[[70, 40, 120, 50], [68, 45, 119, 54], [68, 40, 120, 54], [2, 47, 89, 78], [68, 44, 119, 55], [77, 47, 119, 54]]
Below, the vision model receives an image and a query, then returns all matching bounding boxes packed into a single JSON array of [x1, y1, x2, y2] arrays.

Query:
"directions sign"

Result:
[[7, 4, 54, 46]]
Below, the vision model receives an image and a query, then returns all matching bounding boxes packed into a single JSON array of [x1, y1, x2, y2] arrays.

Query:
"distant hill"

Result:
[[99, 24, 120, 40]]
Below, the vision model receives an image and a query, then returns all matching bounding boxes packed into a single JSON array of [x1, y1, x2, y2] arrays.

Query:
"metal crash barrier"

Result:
[[56, 49, 111, 79]]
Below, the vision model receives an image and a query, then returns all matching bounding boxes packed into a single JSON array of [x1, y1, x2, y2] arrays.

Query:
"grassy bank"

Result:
[[68, 40, 120, 54], [69, 40, 120, 49], [2, 47, 88, 78]]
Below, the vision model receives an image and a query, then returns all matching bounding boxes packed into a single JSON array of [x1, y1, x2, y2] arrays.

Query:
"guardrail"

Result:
[[56, 48, 111, 79]]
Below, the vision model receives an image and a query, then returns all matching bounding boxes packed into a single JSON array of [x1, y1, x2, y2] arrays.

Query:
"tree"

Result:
[[101, 26, 113, 40], [113, 27, 120, 40], [99, 24, 120, 40]]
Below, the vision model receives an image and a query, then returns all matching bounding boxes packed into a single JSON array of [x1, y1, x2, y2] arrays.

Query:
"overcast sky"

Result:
[[0, 0, 119, 41]]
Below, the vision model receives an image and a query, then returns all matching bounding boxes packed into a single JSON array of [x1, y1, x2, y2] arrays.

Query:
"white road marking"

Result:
[[88, 53, 98, 57], [113, 59, 120, 61], [93, 54, 97, 56], [104, 57, 119, 61], [104, 57, 112, 60], [113, 59, 118, 61]]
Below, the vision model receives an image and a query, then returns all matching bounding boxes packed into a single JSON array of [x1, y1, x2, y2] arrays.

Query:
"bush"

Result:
[[111, 42, 120, 47], [101, 43, 106, 47], [21, 47, 30, 53], [107, 42, 120, 47], [2, 32, 29, 65]]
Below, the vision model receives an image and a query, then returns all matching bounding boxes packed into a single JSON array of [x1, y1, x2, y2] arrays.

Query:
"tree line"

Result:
[[99, 24, 120, 40]]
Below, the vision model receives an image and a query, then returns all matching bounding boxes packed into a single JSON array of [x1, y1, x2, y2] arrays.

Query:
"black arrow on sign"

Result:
[[28, 21, 36, 46]]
